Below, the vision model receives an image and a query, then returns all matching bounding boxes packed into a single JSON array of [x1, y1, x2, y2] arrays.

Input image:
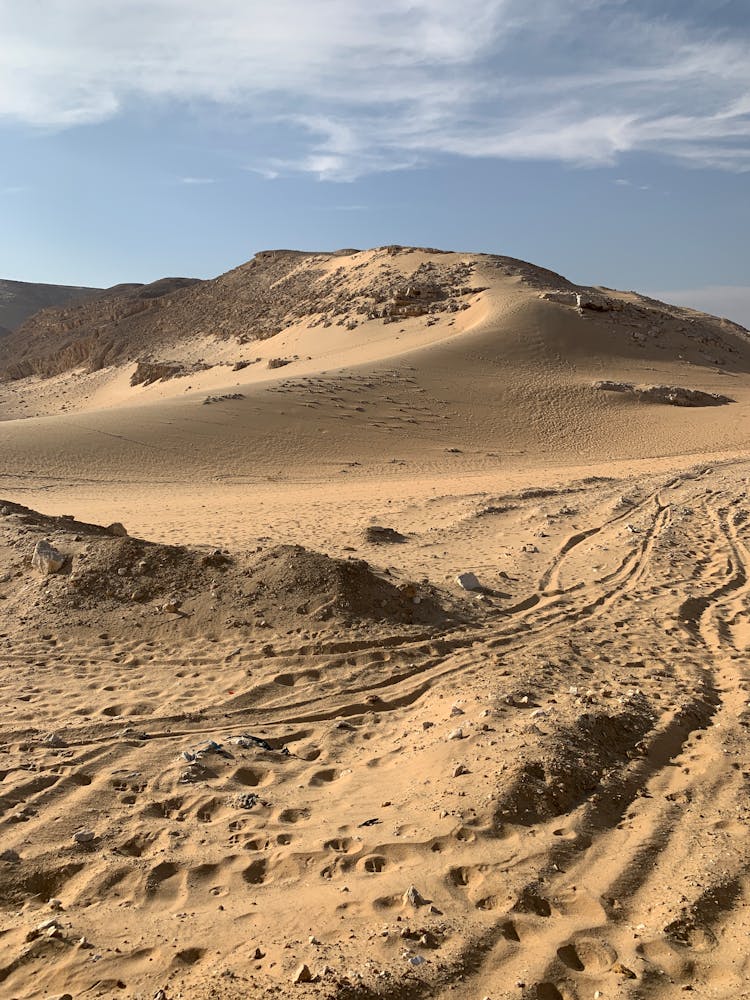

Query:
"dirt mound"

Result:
[[494, 696, 655, 826], [65, 537, 228, 609], [244, 544, 442, 624], [0, 503, 447, 637]]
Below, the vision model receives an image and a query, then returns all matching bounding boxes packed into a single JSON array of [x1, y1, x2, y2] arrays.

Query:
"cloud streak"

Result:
[[0, 1, 748, 179]]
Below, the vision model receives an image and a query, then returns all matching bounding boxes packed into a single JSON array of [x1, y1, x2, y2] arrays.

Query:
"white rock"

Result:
[[73, 829, 95, 844], [32, 540, 65, 575], [292, 962, 313, 983], [455, 572, 481, 591], [403, 884, 427, 907], [447, 727, 465, 741]]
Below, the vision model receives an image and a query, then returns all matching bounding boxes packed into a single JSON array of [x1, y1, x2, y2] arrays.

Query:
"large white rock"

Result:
[[32, 540, 65, 575], [455, 571, 481, 591]]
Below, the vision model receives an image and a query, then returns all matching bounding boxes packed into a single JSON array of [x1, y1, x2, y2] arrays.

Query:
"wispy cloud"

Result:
[[0, 1, 748, 179], [179, 176, 216, 185]]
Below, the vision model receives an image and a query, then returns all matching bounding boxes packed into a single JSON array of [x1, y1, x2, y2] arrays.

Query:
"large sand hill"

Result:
[[1, 247, 750, 1000]]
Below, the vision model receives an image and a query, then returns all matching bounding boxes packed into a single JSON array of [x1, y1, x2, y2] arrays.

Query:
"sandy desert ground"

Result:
[[1, 247, 750, 1000]]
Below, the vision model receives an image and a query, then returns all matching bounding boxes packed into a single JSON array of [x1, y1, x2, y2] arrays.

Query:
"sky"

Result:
[[1, 0, 749, 326]]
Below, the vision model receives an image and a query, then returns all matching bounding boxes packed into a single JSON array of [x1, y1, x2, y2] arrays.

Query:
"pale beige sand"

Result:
[[1, 249, 750, 1000]]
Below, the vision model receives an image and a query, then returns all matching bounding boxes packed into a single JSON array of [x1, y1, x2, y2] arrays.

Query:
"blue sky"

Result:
[[1, 0, 749, 325]]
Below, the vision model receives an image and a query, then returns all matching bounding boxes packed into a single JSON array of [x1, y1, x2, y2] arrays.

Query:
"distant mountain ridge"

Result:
[[0, 278, 103, 332]]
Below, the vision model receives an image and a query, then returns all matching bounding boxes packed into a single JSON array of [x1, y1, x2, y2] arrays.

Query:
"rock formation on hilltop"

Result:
[[1, 245, 748, 384]]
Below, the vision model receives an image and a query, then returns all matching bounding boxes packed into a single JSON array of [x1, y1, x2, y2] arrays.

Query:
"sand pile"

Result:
[[245, 543, 443, 625]]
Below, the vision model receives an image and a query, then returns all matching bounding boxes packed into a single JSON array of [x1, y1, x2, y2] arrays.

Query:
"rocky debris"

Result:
[[540, 288, 621, 312], [268, 357, 292, 369], [203, 392, 245, 405], [540, 289, 579, 306], [637, 384, 732, 407], [593, 380, 632, 393], [231, 793, 259, 810], [363, 525, 406, 544], [31, 539, 65, 574], [593, 381, 732, 407], [455, 571, 481, 591], [576, 290, 622, 312]]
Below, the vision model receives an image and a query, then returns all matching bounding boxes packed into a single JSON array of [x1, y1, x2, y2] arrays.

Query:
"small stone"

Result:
[[73, 829, 96, 845], [40, 732, 66, 748], [450, 705, 464, 716], [455, 572, 481, 591], [107, 522, 128, 536], [422, 720, 434, 730], [37, 917, 61, 931], [0, 849, 21, 862], [309, 935, 320, 945], [293, 963, 313, 984], [452, 763, 469, 777], [447, 727, 465, 741], [403, 884, 427, 907]]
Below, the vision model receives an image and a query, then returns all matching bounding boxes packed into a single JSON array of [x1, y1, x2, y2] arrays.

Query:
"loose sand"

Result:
[[1, 248, 750, 1000]]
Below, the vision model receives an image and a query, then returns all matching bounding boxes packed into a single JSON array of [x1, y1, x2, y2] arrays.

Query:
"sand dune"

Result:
[[1, 247, 750, 999]]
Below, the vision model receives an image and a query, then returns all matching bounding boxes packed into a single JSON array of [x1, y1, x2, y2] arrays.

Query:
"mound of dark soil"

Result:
[[244, 544, 442, 625], [494, 697, 654, 826], [66, 537, 228, 608]]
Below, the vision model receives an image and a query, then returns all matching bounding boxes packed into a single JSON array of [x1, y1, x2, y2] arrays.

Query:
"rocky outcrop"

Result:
[[31, 540, 65, 574], [594, 381, 732, 407], [130, 359, 211, 386]]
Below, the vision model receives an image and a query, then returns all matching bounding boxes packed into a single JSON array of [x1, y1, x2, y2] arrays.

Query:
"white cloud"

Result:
[[0, 1, 749, 179], [179, 177, 216, 185], [652, 286, 750, 330]]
